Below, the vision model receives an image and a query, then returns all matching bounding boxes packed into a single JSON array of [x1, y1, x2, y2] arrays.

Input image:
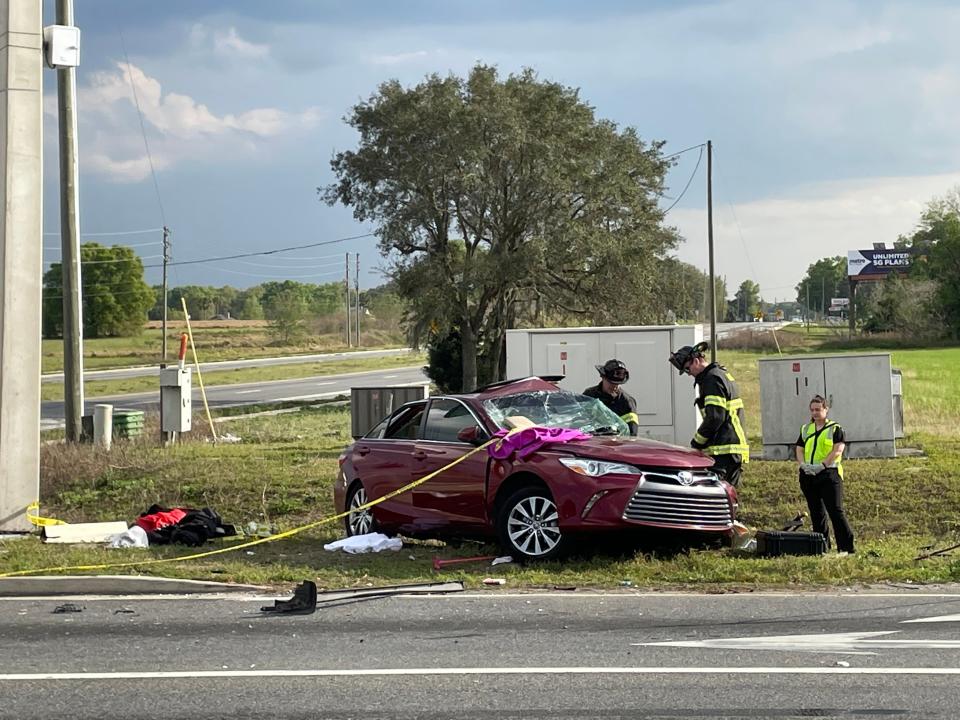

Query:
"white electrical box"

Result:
[[506, 324, 704, 446], [43, 25, 81, 69], [759, 353, 897, 459], [160, 367, 192, 433]]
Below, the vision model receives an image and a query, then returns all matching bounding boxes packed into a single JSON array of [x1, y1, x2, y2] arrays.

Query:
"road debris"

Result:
[[53, 603, 83, 614], [433, 554, 497, 570], [261, 580, 318, 615], [482, 578, 506, 586]]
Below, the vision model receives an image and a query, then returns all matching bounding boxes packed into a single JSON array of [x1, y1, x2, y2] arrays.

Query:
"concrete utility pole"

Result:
[[0, 0, 43, 531], [161, 226, 170, 360], [706, 139, 716, 362], [56, 0, 83, 442]]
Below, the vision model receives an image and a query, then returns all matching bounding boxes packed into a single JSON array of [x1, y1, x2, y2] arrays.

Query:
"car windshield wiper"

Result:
[[587, 425, 620, 436]]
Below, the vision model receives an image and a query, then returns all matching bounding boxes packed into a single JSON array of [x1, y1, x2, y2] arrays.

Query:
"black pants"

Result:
[[799, 467, 855, 553], [712, 454, 742, 488]]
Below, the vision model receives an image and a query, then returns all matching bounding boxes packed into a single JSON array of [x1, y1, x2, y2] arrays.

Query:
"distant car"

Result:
[[334, 378, 739, 560]]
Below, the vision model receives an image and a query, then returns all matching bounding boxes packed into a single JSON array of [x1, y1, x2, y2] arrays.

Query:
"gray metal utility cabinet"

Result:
[[759, 353, 897, 459], [351, 385, 430, 439], [505, 324, 703, 446]]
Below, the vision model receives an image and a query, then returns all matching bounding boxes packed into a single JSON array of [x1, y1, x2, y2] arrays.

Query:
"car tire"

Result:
[[496, 486, 565, 561], [344, 481, 377, 537]]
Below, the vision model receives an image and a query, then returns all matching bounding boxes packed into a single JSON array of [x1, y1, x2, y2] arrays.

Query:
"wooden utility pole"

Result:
[[345, 252, 352, 347], [355, 253, 360, 347], [161, 226, 170, 360], [57, 0, 84, 441], [706, 140, 716, 362]]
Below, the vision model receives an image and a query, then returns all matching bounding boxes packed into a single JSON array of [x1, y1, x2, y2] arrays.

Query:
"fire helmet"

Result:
[[596, 359, 629, 384], [668, 341, 709, 375]]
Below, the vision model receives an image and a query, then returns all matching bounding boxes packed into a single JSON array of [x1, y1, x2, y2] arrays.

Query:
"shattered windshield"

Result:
[[482, 390, 630, 437]]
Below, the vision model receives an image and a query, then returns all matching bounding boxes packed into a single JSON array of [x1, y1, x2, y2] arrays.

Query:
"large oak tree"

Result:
[[325, 64, 679, 390]]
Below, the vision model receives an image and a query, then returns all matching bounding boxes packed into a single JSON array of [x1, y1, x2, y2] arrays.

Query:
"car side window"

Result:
[[363, 416, 390, 439], [423, 398, 483, 443], [383, 404, 425, 440]]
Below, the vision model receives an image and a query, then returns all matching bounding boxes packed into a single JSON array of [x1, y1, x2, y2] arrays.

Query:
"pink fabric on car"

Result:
[[489, 427, 591, 460]]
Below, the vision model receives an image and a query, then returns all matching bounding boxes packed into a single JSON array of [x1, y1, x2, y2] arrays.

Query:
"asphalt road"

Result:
[[40, 347, 416, 383], [40, 365, 430, 429], [1, 588, 959, 718]]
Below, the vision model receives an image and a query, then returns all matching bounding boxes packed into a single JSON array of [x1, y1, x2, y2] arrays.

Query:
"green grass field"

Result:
[[42, 322, 405, 373], [5, 340, 960, 590]]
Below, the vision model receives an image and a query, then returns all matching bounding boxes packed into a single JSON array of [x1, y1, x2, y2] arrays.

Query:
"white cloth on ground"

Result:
[[108, 525, 149, 548], [323, 532, 402, 554]]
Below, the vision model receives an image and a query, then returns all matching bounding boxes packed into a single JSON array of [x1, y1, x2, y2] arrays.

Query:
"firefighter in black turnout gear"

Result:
[[668, 342, 749, 487], [584, 359, 639, 436]]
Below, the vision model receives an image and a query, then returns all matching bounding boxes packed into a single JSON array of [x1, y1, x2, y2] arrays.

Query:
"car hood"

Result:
[[552, 435, 715, 469]]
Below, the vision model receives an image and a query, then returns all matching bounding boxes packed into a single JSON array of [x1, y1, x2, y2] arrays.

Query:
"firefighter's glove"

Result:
[[800, 463, 821, 475]]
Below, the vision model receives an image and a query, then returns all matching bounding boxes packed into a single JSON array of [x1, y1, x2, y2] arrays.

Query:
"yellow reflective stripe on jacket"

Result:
[[702, 443, 750, 459], [620, 412, 639, 425], [697, 395, 750, 461]]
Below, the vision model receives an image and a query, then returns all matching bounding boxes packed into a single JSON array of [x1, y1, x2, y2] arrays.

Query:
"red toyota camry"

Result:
[[334, 377, 738, 560]]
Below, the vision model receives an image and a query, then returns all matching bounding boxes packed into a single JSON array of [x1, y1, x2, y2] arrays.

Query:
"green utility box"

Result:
[[81, 409, 145, 442]]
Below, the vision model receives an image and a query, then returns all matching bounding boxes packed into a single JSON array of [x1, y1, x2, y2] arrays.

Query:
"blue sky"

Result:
[[41, 0, 960, 301]]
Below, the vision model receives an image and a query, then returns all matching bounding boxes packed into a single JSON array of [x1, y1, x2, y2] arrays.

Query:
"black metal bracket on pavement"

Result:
[[260, 580, 465, 615]]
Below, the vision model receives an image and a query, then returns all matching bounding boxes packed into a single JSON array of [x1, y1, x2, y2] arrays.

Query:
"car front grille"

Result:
[[622, 471, 732, 529]]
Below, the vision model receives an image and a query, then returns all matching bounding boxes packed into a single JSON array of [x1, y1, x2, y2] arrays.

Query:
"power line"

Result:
[[223, 258, 345, 270], [43, 228, 162, 237], [120, 32, 166, 227], [44, 240, 163, 252], [711, 148, 760, 287], [142, 231, 376, 269], [214, 267, 346, 280], [44, 255, 163, 266], [662, 143, 707, 161], [663, 145, 704, 214]]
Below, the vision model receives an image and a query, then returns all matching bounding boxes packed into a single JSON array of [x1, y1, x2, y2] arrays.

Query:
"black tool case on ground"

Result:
[[755, 530, 827, 557]]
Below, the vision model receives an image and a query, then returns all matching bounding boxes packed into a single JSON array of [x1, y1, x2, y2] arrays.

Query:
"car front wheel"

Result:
[[497, 487, 565, 561], [344, 481, 376, 537]]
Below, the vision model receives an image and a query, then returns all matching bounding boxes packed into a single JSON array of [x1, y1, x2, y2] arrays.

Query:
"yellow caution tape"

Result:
[[1, 433, 509, 578], [26, 502, 67, 527]]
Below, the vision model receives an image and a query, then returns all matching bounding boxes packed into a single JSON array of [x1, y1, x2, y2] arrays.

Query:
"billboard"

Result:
[[848, 249, 911, 278]]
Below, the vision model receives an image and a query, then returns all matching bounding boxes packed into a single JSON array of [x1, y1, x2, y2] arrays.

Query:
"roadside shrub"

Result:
[[719, 328, 805, 352]]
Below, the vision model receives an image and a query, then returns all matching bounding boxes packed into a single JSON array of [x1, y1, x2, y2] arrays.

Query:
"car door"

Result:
[[350, 401, 426, 529], [409, 397, 491, 532]]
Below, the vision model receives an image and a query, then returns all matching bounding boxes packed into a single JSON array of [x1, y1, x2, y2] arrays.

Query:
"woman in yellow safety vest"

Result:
[[795, 394, 854, 554]]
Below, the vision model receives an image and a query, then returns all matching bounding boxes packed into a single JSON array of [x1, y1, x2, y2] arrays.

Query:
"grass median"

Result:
[[6, 344, 960, 590]]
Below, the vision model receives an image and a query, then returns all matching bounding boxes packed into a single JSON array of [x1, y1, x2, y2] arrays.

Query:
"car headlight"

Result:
[[559, 457, 642, 477]]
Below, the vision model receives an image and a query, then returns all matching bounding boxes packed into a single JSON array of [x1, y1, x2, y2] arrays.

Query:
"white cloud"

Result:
[[64, 62, 323, 181], [190, 24, 269, 59], [369, 50, 431, 65], [668, 173, 960, 299], [213, 27, 270, 59]]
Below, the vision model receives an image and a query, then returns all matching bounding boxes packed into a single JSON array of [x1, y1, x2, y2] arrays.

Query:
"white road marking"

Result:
[[383, 374, 398, 379], [314, 381, 335, 386], [637, 631, 960, 655], [4, 667, 960, 682], [233, 389, 262, 395], [270, 391, 346, 402], [902, 614, 960, 623]]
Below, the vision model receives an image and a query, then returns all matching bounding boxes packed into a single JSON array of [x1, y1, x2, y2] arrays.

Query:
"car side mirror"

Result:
[[456, 426, 485, 445]]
